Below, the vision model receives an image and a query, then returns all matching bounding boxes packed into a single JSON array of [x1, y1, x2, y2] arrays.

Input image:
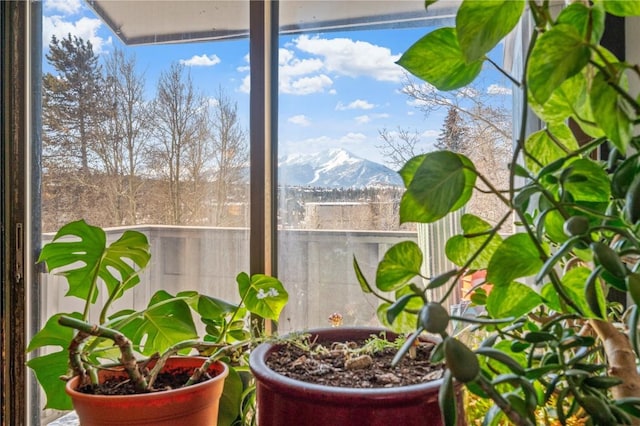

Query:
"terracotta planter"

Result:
[[66, 356, 228, 426], [250, 327, 465, 426]]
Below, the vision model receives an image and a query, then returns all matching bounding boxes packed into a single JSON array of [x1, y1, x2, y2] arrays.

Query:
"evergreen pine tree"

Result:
[[435, 106, 467, 153], [43, 33, 105, 174]]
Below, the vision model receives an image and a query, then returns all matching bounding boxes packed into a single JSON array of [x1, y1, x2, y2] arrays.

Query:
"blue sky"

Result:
[[42, 0, 512, 166]]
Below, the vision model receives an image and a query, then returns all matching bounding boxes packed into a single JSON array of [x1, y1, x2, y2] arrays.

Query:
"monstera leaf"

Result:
[[38, 219, 150, 304]]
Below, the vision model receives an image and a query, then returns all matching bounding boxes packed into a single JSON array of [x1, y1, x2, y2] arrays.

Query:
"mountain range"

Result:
[[278, 148, 403, 188]]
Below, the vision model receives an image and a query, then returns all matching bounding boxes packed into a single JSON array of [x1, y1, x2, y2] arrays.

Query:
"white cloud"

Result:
[[487, 84, 513, 95], [421, 130, 440, 138], [237, 53, 251, 72], [237, 36, 402, 94], [45, 0, 82, 15], [239, 75, 251, 94], [285, 74, 333, 95], [355, 113, 389, 124], [279, 48, 331, 95], [336, 99, 375, 111], [281, 132, 369, 158], [339, 132, 367, 144], [43, 15, 111, 54], [180, 54, 221, 67], [294, 35, 403, 83], [289, 115, 311, 126]]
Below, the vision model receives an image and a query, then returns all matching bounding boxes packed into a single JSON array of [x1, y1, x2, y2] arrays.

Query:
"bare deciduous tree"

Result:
[[93, 49, 151, 225], [150, 63, 208, 225], [376, 127, 423, 171], [208, 88, 249, 226], [378, 76, 513, 226]]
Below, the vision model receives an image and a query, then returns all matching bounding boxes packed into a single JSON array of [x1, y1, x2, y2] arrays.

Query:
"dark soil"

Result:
[[77, 368, 214, 396], [266, 338, 444, 388]]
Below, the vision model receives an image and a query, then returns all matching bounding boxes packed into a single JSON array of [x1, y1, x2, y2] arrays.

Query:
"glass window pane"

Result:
[[38, 2, 250, 422], [277, 4, 513, 332]]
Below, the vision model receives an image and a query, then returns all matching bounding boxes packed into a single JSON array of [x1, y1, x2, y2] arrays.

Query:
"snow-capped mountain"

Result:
[[278, 148, 403, 188]]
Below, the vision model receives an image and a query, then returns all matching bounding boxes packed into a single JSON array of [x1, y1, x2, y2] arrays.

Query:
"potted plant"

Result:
[[27, 219, 288, 426], [250, 325, 464, 426], [352, 0, 640, 425]]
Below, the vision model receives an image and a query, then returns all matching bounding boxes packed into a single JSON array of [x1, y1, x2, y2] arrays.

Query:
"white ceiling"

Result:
[[86, 1, 460, 46]]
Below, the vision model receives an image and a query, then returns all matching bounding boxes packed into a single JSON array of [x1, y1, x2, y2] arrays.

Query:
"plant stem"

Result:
[[475, 374, 535, 426], [185, 340, 253, 387], [58, 315, 149, 391]]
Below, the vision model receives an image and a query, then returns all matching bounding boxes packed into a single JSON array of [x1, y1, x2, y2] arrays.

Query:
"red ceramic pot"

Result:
[[250, 327, 465, 426], [65, 356, 228, 426]]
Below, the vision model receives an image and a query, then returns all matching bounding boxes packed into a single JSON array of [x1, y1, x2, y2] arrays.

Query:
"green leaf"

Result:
[[439, 370, 457, 426], [118, 290, 198, 355], [542, 267, 598, 316], [27, 312, 81, 352], [591, 69, 633, 153], [628, 306, 640, 359], [353, 256, 374, 294], [386, 294, 419, 325], [427, 269, 459, 290], [600, 0, 640, 16], [529, 72, 591, 127], [398, 154, 425, 188], [525, 124, 579, 174], [528, 24, 591, 104], [397, 27, 483, 91], [456, 0, 525, 62], [585, 266, 606, 318], [445, 214, 502, 270], [561, 158, 611, 202], [479, 340, 527, 377], [557, 2, 605, 43], [217, 366, 243, 426], [614, 397, 640, 419], [376, 241, 423, 291], [26, 350, 72, 410], [487, 233, 544, 287], [612, 153, 640, 198], [543, 209, 571, 245], [486, 282, 543, 318], [197, 295, 238, 321], [399, 151, 476, 223], [38, 219, 150, 303], [387, 285, 425, 326], [236, 273, 288, 321], [376, 302, 417, 334]]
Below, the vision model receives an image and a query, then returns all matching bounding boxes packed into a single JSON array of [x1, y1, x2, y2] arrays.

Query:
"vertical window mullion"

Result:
[[250, 0, 279, 279]]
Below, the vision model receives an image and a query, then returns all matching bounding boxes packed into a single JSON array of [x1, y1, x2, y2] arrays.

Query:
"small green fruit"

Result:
[[419, 302, 449, 335], [581, 395, 616, 425], [591, 241, 628, 279], [444, 337, 479, 383], [627, 272, 640, 306], [625, 174, 640, 224], [563, 216, 589, 237]]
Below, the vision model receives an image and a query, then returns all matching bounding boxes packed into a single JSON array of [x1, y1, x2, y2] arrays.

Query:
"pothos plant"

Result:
[[355, 0, 640, 425], [27, 219, 288, 426]]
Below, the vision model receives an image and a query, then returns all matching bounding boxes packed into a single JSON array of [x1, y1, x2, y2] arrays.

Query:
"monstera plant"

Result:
[[27, 219, 288, 425], [355, 1, 640, 425]]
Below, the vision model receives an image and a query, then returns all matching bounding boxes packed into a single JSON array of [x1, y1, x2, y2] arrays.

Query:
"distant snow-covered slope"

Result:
[[278, 148, 403, 188]]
